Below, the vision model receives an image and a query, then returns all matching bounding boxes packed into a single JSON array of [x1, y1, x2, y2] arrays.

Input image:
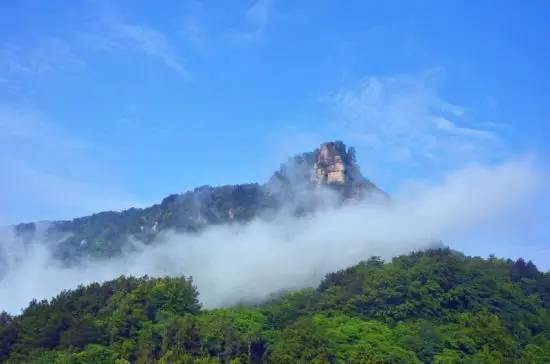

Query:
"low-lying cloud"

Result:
[[0, 159, 541, 314]]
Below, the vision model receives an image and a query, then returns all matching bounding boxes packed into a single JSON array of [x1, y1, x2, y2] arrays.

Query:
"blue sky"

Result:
[[1, 1, 549, 265]]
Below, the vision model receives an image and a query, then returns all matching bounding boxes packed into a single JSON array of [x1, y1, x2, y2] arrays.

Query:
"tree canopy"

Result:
[[1, 248, 549, 363]]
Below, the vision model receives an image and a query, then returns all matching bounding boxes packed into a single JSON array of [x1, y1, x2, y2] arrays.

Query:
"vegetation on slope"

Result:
[[13, 141, 383, 262], [1, 248, 549, 363]]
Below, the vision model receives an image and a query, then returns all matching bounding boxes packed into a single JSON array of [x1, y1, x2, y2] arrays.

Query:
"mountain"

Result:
[[3, 142, 550, 363], [1, 248, 549, 363], [13, 141, 385, 260]]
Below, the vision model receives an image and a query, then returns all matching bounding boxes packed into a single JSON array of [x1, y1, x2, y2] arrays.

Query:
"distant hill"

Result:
[[13, 141, 386, 260]]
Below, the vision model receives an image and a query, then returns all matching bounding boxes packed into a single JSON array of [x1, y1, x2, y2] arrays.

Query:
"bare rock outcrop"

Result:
[[312, 141, 353, 185], [269, 140, 384, 200]]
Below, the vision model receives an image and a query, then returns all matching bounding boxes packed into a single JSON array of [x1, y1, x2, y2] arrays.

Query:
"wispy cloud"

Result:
[[107, 22, 187, 76], [1, 157, 542, 313], [331, 69, 502, 164], [0, 37, 85, 78], [1, 5, 188, 80], [239, 0, 275, 41], [433, 117, 495, 140], [85, 3, 188, 76], [182, 0, 208, 48]]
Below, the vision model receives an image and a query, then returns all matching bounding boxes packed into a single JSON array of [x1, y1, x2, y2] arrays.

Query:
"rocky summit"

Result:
[[14, 141, 385, 260], [270, 141, 381, 200], [313, 141, 355, 185]]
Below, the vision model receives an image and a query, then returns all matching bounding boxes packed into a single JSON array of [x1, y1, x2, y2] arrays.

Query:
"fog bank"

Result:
[[0, 159, 541, 314]]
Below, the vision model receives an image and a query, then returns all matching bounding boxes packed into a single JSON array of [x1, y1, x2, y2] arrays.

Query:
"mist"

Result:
[[0, 159, 541, 314]]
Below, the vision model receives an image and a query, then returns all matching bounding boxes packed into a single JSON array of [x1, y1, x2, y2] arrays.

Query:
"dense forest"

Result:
[[1, 248, 549, 363]]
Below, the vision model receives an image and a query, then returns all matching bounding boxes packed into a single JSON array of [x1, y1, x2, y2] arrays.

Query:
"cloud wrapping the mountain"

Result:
[[0, 159, 541, 314]]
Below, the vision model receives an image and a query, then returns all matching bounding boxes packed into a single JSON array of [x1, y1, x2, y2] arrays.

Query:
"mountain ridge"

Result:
[[13, 141, 386, 260]]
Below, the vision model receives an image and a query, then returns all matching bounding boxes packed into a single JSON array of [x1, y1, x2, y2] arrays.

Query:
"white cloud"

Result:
[[86, 3, 188, 76], [182, 0, 208, 48], [239, 0, 275, 41], [331, 70, 501, 164], [0, 158, 541, 313], [247, 0, 273, 28], [434, 117, 496, 139], [0, 37, 85, 78], [106, 21, 187, 76], [1, 7, 187, 79]]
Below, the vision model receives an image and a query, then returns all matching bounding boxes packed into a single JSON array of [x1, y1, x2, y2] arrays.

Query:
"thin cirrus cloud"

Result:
[[1, 1, 273, 79], [102, 21, 187, 76], [238, 0, 275, 41], [182, 0, 208, 48], [181, 0, 275, 47], [85, 7, 188, 77], [0, 37, 86, 78], [0, 11, 187, 79], [331, 69, 502, 164]]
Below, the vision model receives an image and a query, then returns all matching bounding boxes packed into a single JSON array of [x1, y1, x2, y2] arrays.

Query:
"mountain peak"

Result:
[[13, 140, 385, 260], [269, 141, 381, 199], [312, 141, 358, 185]]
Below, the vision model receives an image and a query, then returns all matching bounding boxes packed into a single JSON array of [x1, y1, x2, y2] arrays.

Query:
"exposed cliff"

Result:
[[312, 141, 351, 185], [269, 141, 383, 200]]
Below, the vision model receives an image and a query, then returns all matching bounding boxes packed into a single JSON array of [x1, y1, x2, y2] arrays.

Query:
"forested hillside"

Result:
[[12, 142, 383, 262], [1, 248, 549, 363]]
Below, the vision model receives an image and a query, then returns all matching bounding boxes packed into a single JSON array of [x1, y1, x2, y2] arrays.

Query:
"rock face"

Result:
[[312, 141, 355, 185], [269, 140, 379, 200]]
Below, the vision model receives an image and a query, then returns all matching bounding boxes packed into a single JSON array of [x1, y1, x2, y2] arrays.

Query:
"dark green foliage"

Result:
[[1, 249, 549, 363], [1, 276, 199, 363], [0, 312, 17, 362], [49, 183, 275, 260], [17, 183, 278, 261]]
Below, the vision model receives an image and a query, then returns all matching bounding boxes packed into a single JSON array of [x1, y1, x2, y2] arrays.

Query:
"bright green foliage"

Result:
[[1, 249, 549, 363], [269, 314, 420, 363], [63, 344, 117, 364]]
